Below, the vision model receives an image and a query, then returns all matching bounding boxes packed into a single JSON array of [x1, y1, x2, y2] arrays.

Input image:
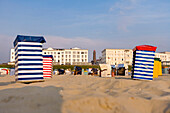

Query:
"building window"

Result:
[[81, 52, 84, 54], [58, 52, 60, 54], [122, 58, 123, 61], [77, 59, 79, 62], [58, 60, 60, 62], [77, 52, 80, 54], [44, 52, 46, 54], [77, 55, 80, 58]]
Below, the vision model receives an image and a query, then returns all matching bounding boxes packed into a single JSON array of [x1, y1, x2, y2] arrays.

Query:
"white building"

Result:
[[10, 48, 15, 63], [155, 52, 170, 61], [101, 49, 133, 68], [10, 47, 89, 65]]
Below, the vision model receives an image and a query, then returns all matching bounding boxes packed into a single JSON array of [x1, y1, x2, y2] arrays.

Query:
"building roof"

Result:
[[43, 47, 88, 51], [102, 49, 132, 53]]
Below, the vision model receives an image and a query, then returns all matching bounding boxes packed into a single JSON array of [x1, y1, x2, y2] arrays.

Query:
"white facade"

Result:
[[155, 52, 170, 61], [10, 49, 15, 62], [101, 49, 133, 68], [10, 47, 89, 65]]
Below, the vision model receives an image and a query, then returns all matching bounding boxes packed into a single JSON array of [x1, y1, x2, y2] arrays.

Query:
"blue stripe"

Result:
[[15, 59, 42, 64], [135, 63, 154, 66], [17, 45, 42, 47], [136, 53, 155, 56], [136, 50, 155, 53], [18, 59, 43, 61], [133, 76, 153, 80], [134, 70, 153, 73], [135, 59, 154, 63], [18, 63, 43, 66], [18, 73, 43, 75], [134, 73, 153, 77], [17, 77, 44, 81], [134, 66, 153, 70], [18, 68, 43, 70], [43, 55, 53, 58], [18, 49, 42, 52], [135, 56, 154, 60], [18, 54, 42, 56], [15, 48, 17, 52]]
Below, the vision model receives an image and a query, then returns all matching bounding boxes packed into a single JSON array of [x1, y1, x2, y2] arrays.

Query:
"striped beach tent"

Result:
[[14, 35, 46, 82], [131, 45, 157, 81], [43, 55, 53, 78]]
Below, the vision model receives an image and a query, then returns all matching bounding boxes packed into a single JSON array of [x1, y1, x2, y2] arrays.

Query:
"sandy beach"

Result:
[[0, 75, 170, 113]]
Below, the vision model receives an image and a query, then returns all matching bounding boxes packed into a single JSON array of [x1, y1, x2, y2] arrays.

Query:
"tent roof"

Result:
[[13, 35, 46, 47], [133, 45, 157, 52]]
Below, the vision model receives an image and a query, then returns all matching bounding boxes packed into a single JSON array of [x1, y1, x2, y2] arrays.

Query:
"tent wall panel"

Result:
[[43, 55, 53, 78]]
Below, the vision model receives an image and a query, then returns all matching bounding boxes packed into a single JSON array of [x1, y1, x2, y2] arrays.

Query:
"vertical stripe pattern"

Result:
[[15, 42, 44, 82], [132, 50, 155, 80], [43, 55, 53, 78]]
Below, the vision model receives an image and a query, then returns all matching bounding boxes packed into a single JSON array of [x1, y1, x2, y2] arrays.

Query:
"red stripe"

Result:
[[43, 76, 52, 78]]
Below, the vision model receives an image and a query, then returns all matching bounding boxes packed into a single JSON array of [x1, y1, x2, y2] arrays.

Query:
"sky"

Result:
[[0, 0, 170, 63]]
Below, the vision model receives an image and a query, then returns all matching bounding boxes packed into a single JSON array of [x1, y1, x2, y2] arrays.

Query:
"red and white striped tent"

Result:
[[43, 55, 53, 78]]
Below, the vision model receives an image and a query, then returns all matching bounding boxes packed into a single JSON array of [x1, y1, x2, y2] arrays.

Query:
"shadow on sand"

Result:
[[0, 86, 63, 113], [0, 81, 16, 86], [115, 76, 133, 80]]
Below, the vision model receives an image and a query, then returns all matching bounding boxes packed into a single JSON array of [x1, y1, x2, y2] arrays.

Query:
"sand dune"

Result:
[[0, 75, 170, 113]]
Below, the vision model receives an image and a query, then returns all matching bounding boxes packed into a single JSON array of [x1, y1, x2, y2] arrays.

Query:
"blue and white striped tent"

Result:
[[131, 45, 157, 81], [14, 35, 46, 82]]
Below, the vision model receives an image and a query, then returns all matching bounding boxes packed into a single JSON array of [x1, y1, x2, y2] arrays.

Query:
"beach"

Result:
[[0, 75, 170, 113]]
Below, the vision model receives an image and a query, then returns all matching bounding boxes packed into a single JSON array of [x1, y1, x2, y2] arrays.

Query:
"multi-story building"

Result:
[[10, 48, 15, 63], [101, 49, 133, 68], [155, 52, 170, 61], [155, 52, 170, 65], [10, 47, 89, 65]]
